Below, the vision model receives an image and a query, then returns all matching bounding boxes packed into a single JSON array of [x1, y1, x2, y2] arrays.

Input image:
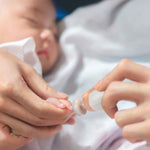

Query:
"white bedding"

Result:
[[1, 0, 150, 149]]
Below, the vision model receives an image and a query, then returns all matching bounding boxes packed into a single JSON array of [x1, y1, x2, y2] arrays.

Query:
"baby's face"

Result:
[[0, 0, 59, 73]]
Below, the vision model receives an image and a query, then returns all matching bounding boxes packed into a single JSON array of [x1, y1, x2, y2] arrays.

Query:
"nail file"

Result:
[[73, 90, 104, 115], [72, 99, 87, 116], [89, 90, 104, 111]]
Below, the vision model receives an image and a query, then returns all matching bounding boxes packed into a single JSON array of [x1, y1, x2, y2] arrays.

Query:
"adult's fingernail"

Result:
[[57, 92, 68, 99], [94, 80, 102, 91], [57, 103, 65, 108], [68, 105, 73, 111], [46, 97, 57, 102], [47, 98, 66, 108]]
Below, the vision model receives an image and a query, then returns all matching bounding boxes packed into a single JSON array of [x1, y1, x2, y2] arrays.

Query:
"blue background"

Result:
[[53, 0, 102, 20]]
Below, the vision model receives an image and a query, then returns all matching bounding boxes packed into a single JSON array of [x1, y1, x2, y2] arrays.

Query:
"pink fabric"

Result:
[[97, 129, 150, 150]]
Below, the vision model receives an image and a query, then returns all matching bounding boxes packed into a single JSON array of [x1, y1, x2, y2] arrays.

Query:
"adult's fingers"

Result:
[[0, 112, 62, 138], [5, 79, 73, 122], [114, 107, 144, 128], [64, 118, 76, 125], [0, 97, 72, 126], [122, 120, 150, 143], [95, 59, 150, 91], [102, 81, 148, 118], [21, 63, 68, 100], [8, 136, 32, 150]]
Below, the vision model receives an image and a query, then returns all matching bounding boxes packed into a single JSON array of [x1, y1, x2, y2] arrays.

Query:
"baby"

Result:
[[0, 0, 74, 149], [0, 0, 58, 73]]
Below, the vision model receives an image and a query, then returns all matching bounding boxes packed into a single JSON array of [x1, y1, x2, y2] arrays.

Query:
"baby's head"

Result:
[[0, 0, 59, 73]]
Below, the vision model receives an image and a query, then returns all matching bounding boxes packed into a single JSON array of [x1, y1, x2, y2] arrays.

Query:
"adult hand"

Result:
[[0, 122, 32, 150], [0, 48, 74, 138], [95, 59, 150, 144]]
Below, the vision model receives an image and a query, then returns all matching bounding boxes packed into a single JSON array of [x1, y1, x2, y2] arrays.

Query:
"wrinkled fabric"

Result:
[[0, 37, 42, 75]]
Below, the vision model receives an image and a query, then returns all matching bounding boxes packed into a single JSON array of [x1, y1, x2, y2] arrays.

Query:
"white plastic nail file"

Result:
[[72, 99, 87, 116], [73, 90, 104, 116], [89, 90, 104, 111]]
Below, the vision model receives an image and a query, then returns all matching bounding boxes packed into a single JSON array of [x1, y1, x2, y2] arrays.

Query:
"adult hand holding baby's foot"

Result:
[[0, 49, 74, 139]]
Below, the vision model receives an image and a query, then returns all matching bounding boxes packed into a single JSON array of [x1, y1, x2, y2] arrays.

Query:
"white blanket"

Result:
[[1, 0, 150, 149]]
